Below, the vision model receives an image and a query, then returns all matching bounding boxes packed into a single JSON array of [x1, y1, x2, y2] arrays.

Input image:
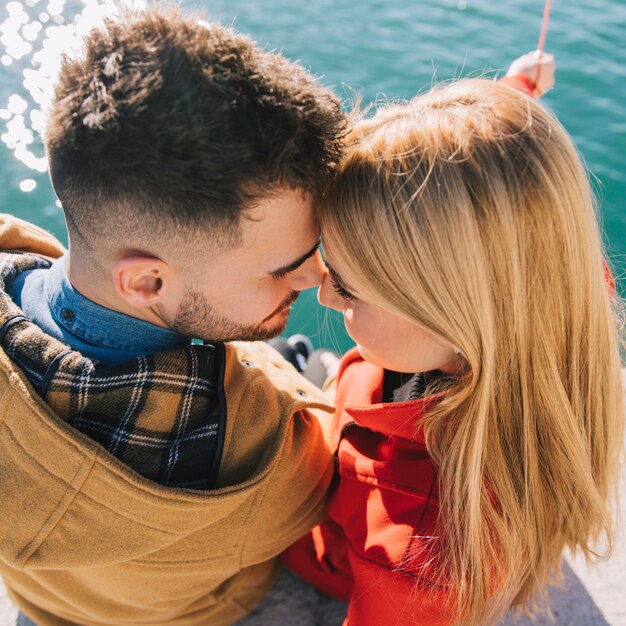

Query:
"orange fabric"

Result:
[[499, 73, 536, 96], [603, 260, 616, 296]]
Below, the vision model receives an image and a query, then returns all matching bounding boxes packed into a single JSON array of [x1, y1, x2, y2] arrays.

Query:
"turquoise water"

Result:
[[1, 0, 624, 353]]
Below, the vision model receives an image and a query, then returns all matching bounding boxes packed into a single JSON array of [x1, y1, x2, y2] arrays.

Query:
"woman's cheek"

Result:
[[343, 305, 369, 346]]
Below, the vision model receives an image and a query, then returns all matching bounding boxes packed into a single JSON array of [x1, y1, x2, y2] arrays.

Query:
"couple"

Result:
[[1, 6, 623, 626]]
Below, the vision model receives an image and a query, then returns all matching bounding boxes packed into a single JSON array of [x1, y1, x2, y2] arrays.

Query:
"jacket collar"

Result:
[[336, 348, 443, 443], [344, 396, 440, 444], [45, 255, 188, 358]]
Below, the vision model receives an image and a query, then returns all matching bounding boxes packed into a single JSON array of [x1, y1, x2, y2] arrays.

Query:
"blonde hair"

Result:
[[319, 79, 624, 624]]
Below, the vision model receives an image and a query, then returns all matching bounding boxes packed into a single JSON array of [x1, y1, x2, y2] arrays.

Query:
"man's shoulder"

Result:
[[223, 340, 333, 411]]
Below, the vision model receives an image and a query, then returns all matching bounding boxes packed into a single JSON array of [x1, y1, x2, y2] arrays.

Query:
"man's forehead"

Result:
[[239, 189, 317, 242], [219, 188, 320, 270], [244, 188, 313, 221]]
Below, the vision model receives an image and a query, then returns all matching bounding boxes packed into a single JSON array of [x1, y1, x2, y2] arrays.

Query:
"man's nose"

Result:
[[289, 250, 326, 291]]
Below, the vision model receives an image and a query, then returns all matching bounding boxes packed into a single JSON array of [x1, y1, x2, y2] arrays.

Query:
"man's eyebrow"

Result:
[[269, 240, 321, 278]]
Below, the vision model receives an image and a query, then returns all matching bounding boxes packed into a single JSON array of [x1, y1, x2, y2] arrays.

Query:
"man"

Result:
[[0, 6, 345, 626]]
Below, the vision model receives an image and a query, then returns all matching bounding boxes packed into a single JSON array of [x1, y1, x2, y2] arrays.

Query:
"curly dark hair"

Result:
[[45, 6, 346, 248]]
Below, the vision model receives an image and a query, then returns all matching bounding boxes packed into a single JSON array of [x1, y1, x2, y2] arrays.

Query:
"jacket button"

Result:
[[242, 360, 254, 367], [61, 308, 75, 322], [295, 389, 307, 398]]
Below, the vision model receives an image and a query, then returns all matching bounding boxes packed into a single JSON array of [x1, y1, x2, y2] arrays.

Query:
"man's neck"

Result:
[[66, 252, 169, 328]]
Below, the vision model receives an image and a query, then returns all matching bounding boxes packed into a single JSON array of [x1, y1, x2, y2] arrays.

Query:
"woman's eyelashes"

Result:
[[330, 275, 356, 301], [321, 255, 357, 301]]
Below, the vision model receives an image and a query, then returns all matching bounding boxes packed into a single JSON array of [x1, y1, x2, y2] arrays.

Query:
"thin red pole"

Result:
[[532, 0, 553, 93], [537, 0, 552, 53]]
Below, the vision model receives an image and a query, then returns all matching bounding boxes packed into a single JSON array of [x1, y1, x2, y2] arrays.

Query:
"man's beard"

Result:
[[169, 289, 300, 342]]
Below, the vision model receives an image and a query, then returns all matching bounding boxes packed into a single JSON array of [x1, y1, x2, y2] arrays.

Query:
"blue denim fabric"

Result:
[[7, 254, 189, 364], [16, 613, 37, 626]]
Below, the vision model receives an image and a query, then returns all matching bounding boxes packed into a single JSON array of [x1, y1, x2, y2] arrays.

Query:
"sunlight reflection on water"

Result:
[[0, 0, 145, 177]]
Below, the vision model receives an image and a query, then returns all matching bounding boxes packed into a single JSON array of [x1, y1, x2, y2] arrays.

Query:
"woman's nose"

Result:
[[318, 272, 344, 312]]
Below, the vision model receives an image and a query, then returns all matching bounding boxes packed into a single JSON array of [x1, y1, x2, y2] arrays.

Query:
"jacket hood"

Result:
[[0, 214, 334, 569]]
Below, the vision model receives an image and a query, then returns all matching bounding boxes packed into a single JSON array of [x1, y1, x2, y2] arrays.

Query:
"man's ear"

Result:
[[111, 257, 171, 308]]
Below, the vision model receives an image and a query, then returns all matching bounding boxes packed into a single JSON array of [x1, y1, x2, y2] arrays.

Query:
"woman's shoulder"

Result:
[[328, 418, 444, 587]]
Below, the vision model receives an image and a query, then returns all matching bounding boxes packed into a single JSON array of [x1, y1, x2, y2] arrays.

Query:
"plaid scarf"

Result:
[[0, 252, 225, 490]]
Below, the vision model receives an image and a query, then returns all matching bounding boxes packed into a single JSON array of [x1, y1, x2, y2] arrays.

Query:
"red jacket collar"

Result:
[[335, 348, 442, 443]]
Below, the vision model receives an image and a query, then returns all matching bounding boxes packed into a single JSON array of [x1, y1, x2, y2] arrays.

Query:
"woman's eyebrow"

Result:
[[269, 240, 321, 278]]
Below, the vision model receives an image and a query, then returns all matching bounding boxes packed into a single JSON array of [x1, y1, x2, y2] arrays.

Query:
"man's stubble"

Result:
[[170, 288, 300, 343]]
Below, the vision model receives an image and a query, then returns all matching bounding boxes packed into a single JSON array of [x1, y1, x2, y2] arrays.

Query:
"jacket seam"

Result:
[[7, 432, 96, 567], [240, 473, 272, 565], [18, 456, 93, 566], [62, 488, 186, 535], [2, 419, 91, 488], [3, 420, 182, 536], [338, 465, 439, 503], [131, 553, 239, 566], [0, 384, 15, 426]]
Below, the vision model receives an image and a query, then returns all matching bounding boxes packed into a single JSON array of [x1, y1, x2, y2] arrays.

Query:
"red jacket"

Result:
[[282, 349, 456, 626]]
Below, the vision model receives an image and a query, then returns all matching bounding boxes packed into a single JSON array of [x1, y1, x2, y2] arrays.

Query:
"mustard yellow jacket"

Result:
[[0, 215, 334, 626]]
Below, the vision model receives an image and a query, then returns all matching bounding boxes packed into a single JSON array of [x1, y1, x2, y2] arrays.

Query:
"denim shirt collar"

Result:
[[46, 255, 189, 355]]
